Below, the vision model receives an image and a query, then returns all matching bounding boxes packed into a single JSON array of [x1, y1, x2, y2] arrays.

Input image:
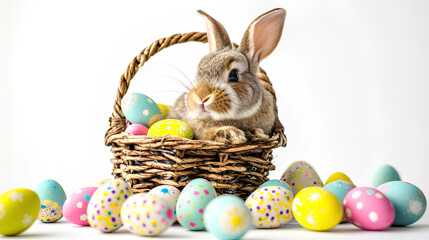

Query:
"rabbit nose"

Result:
[[201, 95, 213, 110]]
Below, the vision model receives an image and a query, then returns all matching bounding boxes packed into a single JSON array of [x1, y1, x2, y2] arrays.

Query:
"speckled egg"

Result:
[[148, 185, 181, 222], [292, 187, 342, 231], [377, 181, 426, 226], [121, 93, 162, 127], [157, 103, 172, 119], [245, 186, 293, 228], [325, 172, 354, 185], [0, 189, 40, 236], [121, 194, 174, 236], [372, 165, 401, 188], [280, 161, 323, 196], [176, 178, 217, 230], [87, 179, 133, 232], [63, 187, 97, 226], [343, 187, 395, 230], [125, 123, 148, 135], [148, 119, 193, 140], [323, 180, 356, 222], [34, 179, 67, 223], [258, 179, 293, 195], [205, 195, 251, 240]]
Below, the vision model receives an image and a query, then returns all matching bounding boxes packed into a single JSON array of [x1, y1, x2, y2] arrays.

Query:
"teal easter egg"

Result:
[[34, 179, 67, 223], [377, 181, 426, 226], [323, 180, 356, 222], [121, 93, 162, 127], [258, 180, 293, 195], [372, 165, 400, 188], [204, 195, 251, 240], [176, 178, 217, 230]]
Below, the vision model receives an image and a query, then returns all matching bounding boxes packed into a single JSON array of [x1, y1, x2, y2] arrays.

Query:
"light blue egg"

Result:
[[204, 195, 251, 240], [372, 165, 400, 187], [377, 181, 426, 226], [176, 178, 217, 230], [121, 93, 162, 127], [34, 179, 67, 223], [324, 180, 356, 222], [258, 179, 293, 196]]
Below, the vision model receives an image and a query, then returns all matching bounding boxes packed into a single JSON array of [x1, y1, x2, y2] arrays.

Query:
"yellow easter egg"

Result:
[[292, 187, 342, 231], [148, 119, 193, 140], [157, 103, 172, 119], [325, 172, 354, 185], [0, 189, 41, 236]]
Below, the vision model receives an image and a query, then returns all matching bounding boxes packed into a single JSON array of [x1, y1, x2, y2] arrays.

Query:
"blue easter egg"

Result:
[[323, 180, 356, 222], [372, 165, 401, 188], [258, 179, 293, 196], [121, 93, 162, 127], [176, 178, 217, 230], [204, 195, 251, 240], [34, 179, 67, 223], [377, 181, 426, 226]]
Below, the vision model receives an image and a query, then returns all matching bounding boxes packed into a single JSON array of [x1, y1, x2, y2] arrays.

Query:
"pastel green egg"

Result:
[[0, 189, 41, 236], [34, 179, 67, 223], [148, 119, 193, 140], [121, 93, 162, 127], [372, 165, 400, 188], [157, 103, 172, 119]]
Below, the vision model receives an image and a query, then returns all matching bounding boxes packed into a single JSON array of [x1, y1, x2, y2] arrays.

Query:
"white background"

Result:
[[1, 0, 428, 238]]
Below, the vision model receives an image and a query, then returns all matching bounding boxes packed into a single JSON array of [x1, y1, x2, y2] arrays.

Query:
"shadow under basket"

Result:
[[104, 32, 287, 200]]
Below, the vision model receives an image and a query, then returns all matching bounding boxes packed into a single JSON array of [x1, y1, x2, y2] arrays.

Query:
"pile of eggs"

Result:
[[121, 92, 193, 140], [0, 162, 426, 238]]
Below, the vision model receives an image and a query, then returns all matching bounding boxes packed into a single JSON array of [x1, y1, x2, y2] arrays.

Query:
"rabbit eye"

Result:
[[229, 70, 239, 82]]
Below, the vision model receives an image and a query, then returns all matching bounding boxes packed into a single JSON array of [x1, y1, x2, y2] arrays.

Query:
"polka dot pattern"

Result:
[[34, 179, 67, 223], [343, 187, 394, 230], [121, 194, 173, 236], [176, 178, 217, 230], [63, 187, 97, 226], [121, 93, 162, 127], [245, 186, 293, 229], [87, 180, 133, 233]]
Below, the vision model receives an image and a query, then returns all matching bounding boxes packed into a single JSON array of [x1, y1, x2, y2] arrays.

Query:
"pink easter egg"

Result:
[[125, 123, 148, 135], [63, 187, 97, 226], [343, 187, 395, 230]]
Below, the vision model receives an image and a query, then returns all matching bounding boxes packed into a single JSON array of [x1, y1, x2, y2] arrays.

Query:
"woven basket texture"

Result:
[[104, 32, 287, 199]]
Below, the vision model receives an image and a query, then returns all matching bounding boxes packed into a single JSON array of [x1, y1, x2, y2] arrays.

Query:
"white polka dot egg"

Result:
[[62, 187, 97, 226], [87, 179, 133, 233], [121, 93, 162, 127], [245, 186, 293, 228], [121, 194, 174, 236], [343, 187, 394, 230]]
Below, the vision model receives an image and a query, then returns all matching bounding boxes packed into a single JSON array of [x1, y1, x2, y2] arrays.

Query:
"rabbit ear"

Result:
[[239, 8, 286, 63], [198, 10, 232, 52]]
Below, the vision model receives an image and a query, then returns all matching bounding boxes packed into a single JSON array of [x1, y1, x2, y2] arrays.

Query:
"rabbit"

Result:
[[167, 8, 286, 144]]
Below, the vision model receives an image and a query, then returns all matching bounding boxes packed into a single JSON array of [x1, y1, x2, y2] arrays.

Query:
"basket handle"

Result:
[[104, 32, 286, 147]]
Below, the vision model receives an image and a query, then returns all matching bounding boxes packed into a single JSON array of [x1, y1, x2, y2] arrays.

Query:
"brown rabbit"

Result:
[[167, 8, 286, 144]]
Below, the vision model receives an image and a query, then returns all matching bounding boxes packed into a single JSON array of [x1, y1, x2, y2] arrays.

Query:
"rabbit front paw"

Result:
[[245, 128, 270, 141], [205, 126, 247, 144]]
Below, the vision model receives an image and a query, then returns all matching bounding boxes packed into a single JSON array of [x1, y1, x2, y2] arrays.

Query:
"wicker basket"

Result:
[[104, 32, 287, 199]]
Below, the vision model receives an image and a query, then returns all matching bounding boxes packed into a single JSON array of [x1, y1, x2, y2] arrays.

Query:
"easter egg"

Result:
[[87, 179, 133, 232], [157, 103, 172, 119], [343, 187, 395, 230], [0, 189, 40, 236], [148, 119, 193, 140], [121, 93, 162, 127], [372, 165, 401, 188], [125, 123, 148, 135], [323, 180, 356, 222], [325, 172, 354, 185], [280, 161, 323, 196], [204, 195, 251, 240], [258, 179, 293, 195], [34, 179, 67, 223], [148, 185, 181, 222], [121, 194, 174, 236], [377, 181, 426, 226], [292, 187, 342, 231], [63, 187, 97, 226], [87, 178, 111, 188], [245, 186, 293, 228], [176, 178, 217, 230]]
